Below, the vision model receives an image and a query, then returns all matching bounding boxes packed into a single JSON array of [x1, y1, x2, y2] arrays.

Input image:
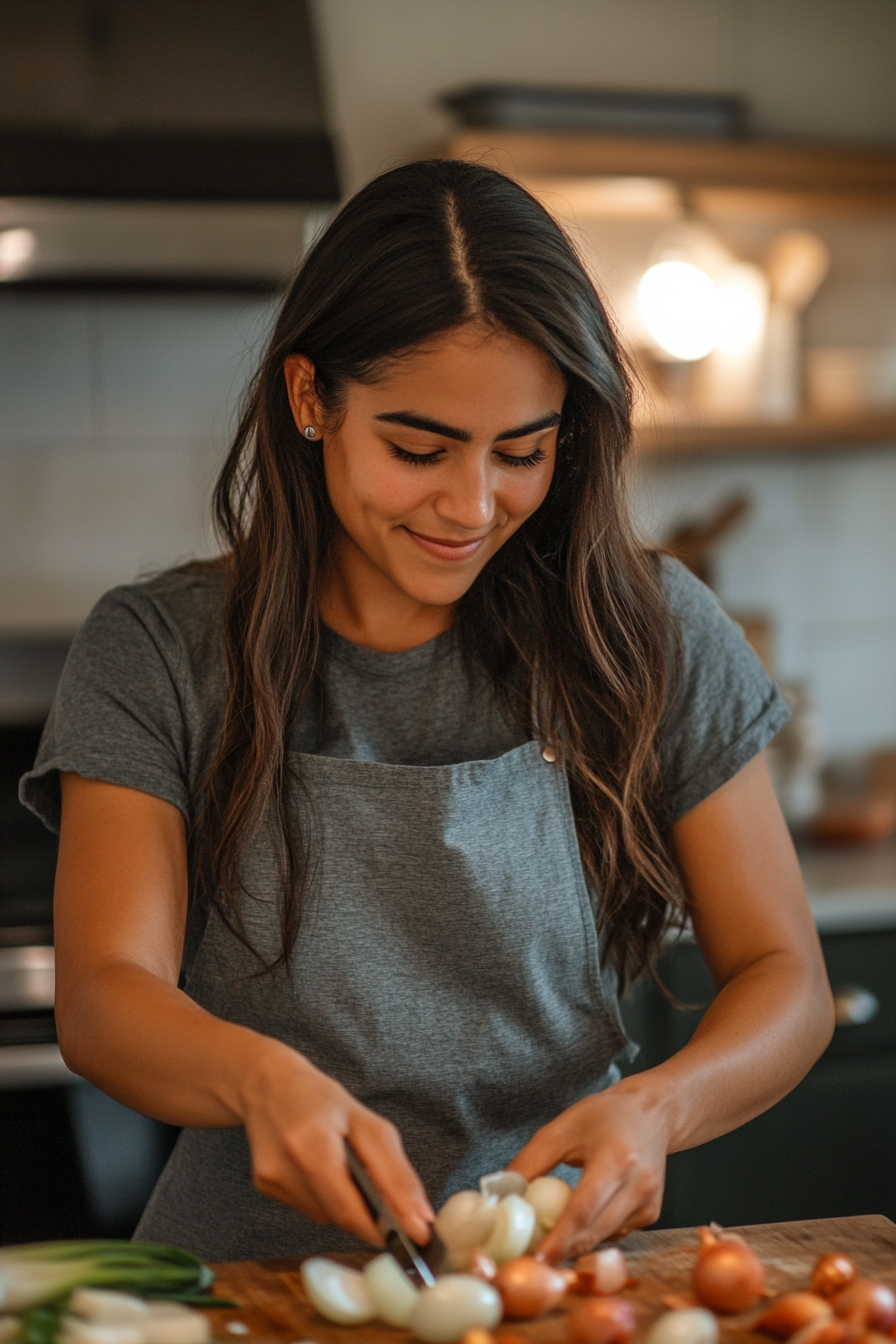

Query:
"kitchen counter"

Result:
[[800, 837, 896, 932], [203, 1215, 896, 1344]]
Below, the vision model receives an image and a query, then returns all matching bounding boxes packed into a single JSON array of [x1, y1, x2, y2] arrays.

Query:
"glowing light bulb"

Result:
[[0, 227, 36, 280], [638, 260, 719, 361]]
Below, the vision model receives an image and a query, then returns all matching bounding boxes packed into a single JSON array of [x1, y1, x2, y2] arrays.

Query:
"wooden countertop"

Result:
[[205, 1215, 896, 1344]]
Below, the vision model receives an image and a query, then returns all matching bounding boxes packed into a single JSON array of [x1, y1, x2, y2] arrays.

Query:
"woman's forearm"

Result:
[[612, 944, 834, 1154], [56, 960, 296, 1128]]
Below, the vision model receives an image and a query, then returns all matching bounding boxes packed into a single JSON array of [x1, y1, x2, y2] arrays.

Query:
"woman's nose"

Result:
[[434, 457, 494, 530]]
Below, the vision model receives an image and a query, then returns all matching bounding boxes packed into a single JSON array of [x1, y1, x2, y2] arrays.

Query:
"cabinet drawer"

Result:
[[621, 930, 896, 1062]]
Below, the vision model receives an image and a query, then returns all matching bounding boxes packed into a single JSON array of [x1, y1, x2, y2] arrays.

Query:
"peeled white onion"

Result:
[[142, 1306, 211, 1344], [524, 1177, 571, 1233], [435, 1191, 499, 1270], [479, 1171, 528, 1200], [364, 1253, 420, 1327], [484, 1194, 537, 1265], [60, 1321, 144, 1344], [645, 1308, 720, 1344], [409, 1275, 501, 1343], [300, 1257, 376, 1325], [69, 1293, 149, 1325]]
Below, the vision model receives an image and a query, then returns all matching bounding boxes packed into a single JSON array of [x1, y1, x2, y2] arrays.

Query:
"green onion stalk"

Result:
[[0, 1242, 222, 1313]]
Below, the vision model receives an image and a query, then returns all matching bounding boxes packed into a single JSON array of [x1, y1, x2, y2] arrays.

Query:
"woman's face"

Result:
[[286, 323, 566, 616]]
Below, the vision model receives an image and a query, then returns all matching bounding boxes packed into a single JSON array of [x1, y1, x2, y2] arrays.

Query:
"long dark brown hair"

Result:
[[197, 158, 687, 995]]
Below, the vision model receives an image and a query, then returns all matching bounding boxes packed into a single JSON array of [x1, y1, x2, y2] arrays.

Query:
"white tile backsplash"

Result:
[[0, 292, 276, 634], [0, 296, 95, 441]]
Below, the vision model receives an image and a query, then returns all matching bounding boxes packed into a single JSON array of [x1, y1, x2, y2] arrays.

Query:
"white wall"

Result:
[[311, 0, 896, 192]]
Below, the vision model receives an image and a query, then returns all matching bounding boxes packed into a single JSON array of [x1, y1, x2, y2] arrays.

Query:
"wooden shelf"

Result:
[[441, 129, 896, 202], [634, 411, 896, 457]]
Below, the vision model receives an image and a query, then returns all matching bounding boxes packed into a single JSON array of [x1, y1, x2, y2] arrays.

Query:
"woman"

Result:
[[22, 160, 833, 1263]]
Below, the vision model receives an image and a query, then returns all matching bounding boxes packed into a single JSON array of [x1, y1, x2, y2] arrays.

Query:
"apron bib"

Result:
[[136, 740, 633, 1259]]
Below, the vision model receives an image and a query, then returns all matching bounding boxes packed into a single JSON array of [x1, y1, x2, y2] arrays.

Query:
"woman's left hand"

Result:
[[507, 1078, 670, 1262]]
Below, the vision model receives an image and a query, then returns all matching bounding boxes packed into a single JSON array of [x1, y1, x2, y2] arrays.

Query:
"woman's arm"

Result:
[[510, 752, 835, 1260], [54, 772, 434, 1244]]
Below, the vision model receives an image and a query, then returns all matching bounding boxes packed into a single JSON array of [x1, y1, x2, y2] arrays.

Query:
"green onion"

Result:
[[0, 1244, 215, 1313]]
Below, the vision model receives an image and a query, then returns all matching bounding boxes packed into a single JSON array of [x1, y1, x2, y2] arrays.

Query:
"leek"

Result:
[[0, 1245, 215, 1314]]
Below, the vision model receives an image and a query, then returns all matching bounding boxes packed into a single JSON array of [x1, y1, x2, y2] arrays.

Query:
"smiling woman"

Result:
[[20, 160, 832, 1263], [286, 327, 565, 646]]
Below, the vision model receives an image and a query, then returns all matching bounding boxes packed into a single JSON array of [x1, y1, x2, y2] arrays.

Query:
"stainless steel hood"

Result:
[[0, 0, 340, 285], [0, 197, 329, 286]]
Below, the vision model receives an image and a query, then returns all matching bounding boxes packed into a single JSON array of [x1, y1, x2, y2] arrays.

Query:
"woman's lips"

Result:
[[405, 528, 489, 561]]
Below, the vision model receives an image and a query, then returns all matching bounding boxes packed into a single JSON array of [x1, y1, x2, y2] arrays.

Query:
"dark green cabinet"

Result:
[[619, 930, 896, 1227]]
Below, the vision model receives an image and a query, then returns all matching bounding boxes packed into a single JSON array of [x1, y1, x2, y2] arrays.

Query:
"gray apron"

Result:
[[136, 740, 633, 1260]]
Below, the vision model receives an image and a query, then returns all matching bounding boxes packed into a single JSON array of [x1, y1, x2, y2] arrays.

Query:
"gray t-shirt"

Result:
[[21, 556, 788, 834]]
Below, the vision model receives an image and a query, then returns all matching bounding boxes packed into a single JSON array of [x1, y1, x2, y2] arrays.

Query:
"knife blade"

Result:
[[345, 1140, 448, 1287]]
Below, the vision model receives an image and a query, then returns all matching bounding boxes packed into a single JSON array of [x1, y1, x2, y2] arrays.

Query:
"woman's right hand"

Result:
[[239, 1036, 435, 1245]]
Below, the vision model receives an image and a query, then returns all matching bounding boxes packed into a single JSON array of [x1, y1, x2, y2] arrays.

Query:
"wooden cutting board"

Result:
[[205, 1216, 896, 1344]]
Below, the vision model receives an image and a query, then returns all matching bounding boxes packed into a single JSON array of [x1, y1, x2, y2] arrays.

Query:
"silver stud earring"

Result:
[[303, 425, 317, 439]]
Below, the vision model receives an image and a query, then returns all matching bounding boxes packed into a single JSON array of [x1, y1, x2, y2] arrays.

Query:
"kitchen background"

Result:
[[2, 0, 896, 1240]]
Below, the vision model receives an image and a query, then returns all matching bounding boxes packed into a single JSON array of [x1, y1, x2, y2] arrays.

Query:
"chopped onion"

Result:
[[300, 1258, 375, 1325], [576, 1249, 629, 1296], [409, 1275, 501, 1343], [69, 1292, 149, 1324], [435, 1193, 499, 1271], [524, 1177, 571, 1233], [484, 1195, 537, 1265], [644, 1308, 719, 1344], [364, 1253, 420, 1327], [479, 1172, 528, 1200]]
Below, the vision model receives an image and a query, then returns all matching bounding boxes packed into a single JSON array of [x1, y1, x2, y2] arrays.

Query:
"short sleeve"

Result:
[[660, 557, 790, 821], [20, 586, 195, 834]]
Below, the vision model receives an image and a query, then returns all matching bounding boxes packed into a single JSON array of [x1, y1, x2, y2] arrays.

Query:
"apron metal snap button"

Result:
[[542, 745, 557, 763]]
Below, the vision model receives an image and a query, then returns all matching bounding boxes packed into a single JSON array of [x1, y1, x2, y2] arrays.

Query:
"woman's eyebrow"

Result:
[[375, 410, 562, 442]]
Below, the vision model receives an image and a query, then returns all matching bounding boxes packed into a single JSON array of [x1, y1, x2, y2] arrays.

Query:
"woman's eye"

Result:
[[388, 444, 443, 466], [497, 446, 548, 469]]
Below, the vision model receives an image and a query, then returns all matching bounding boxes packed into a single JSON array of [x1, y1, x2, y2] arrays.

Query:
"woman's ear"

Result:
[[284, 354, 324, 439]]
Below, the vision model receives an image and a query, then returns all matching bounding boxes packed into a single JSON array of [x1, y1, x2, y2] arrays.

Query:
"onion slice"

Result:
[[409, 1275, 501, 1343], [300, 1257, 376, 1325], [364, 1253, 420, 1327], [484, 1195, 537, 1265]]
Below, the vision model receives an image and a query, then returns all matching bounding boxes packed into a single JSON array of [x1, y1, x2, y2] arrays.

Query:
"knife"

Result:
[[345, 1140, 448, 1287]]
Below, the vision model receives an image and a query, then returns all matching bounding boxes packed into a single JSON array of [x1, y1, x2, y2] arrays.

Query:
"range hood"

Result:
[[0, 0, 340, 285]]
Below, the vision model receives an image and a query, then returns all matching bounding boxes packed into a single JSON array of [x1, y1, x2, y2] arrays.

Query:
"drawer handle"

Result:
[[833, 985, 880, 1027]]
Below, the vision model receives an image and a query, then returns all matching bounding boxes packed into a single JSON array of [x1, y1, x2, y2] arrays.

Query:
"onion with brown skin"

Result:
[[492, 1259, 567, 1319], [812, 1256, 858, 1299], [833, 1282, 896, 1334], [567, 1298, 636, 1344], [576, 1250, 629, 1296], [755, 1294, 833, 1337], [691, 1226, 766, 1314]]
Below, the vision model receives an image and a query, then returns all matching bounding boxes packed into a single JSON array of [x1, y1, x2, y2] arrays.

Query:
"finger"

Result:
[[506, 1118, 573, 1183], [540, 1164, 661, 1262], [251, 1151, 332, 1224], [537, 1161, 628, 1263], [282, 1128, 385, 1245], [351, 1116, 434, 1244]]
